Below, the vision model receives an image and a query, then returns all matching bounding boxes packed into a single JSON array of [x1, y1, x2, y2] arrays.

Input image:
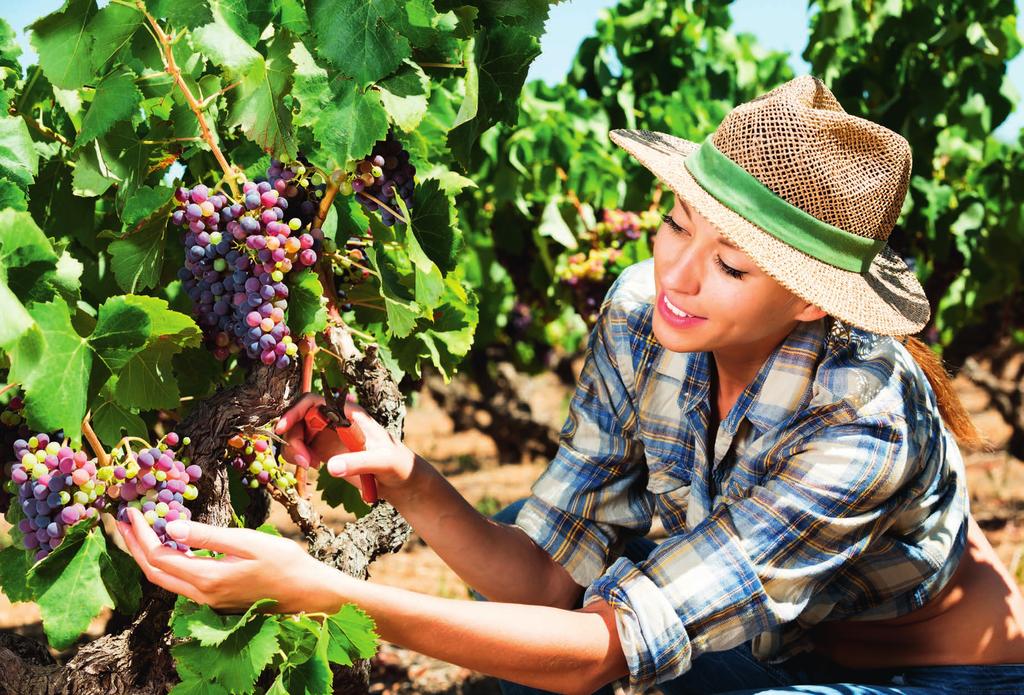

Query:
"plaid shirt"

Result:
[[514, 259, 969, 692]]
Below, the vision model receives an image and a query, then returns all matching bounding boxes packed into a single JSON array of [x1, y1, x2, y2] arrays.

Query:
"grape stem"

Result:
[[356, 190, 407, 224], [0, 382, 20, 398], [112, 435, 153, 453], [198, 81, 241, 110], [81, 414, 110, 468], [10, 108, 71, 147], [294, 336, 318, 498], [417, 62, 465, 69], [135, 1, 240, 199]]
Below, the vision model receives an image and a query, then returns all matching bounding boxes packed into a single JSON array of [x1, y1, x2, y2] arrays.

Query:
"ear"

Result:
[[793, 302, 827, 323]]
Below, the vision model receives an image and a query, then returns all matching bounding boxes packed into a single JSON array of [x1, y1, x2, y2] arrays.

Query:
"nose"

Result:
[[659, 235, 703, 296]]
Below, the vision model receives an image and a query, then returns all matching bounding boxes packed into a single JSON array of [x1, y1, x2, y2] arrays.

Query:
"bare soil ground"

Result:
[[1, 371, 1021, 694]]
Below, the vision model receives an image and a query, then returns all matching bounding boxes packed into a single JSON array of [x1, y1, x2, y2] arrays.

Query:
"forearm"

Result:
[[324, 568, 627, 695], [392, 454, 582, 608]]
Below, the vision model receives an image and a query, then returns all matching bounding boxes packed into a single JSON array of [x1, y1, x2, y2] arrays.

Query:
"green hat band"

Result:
[[684, 138, 887, 274]]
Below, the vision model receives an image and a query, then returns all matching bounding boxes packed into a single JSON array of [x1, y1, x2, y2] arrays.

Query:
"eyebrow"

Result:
[[670, 199, 740, 250]]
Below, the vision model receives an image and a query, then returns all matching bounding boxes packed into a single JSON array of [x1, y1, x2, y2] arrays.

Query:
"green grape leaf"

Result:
[[378, 61, 430, 132], [27, 523, 134, 650], [390, 272, 478, 380], [90, 296, 151, 372], [171, 614, 280, 693], [364, 243, 418, 338], [316, 472, 371, 517], [168, 679, 231, 695], [308, 0, 411, 84], [86, 1, 143, 75], [538, 197, 577, 249], [407, 178, 461, 274], [313, 83, 388, 169], [274, 0, 311, 34], [28, 0, 98, 90], [92, 380, 148, 447], [171, 597, 277, 646], [194, 20, 296, 156], [0, 544, 33, 603], [150, 0, 214, 29], [279, 657, 332, 695], [0, 116, 40, 189], [0, 281, 35, 355], [53, 249, 84, 301], [108, 189, 176, 293], [120, 294, 201, 347], [287, 269, 328, 337], [78, 67, 143, 146], [100, 537, 142, 614], [448, 26, 540, 167], [0, 209, 58, 276], [114, 340, 180, 411], [0, 178, 28, 210], [108, 224, 168, 293], [0, 17, 22, 70], [208, 0, 263, 47], [321, 603, 379, 666], [8, 297, 91, 439]]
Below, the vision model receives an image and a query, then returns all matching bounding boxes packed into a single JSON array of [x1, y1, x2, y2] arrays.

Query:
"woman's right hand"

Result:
[[274, 394, 421, 502]]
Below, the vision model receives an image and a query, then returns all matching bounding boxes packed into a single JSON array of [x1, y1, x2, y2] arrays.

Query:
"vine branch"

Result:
[[82, 414, 110, 467], [136, 1, 240, 199]]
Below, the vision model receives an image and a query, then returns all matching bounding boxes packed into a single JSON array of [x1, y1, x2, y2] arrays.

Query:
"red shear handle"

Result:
[[302, 405, 378, 504]]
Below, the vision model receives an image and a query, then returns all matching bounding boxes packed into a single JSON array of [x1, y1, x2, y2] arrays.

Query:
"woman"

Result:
[[118, 76, 1024, 694]]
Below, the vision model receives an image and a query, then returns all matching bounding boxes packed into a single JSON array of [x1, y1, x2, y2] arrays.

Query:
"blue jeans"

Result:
[[476, 499, 1024, 694]]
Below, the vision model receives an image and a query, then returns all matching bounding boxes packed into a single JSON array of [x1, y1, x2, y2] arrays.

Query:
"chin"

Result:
[[651, 314, 701, 353]]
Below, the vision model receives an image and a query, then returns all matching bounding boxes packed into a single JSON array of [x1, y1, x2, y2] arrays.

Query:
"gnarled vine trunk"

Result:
[[0, 328, 411, 695]]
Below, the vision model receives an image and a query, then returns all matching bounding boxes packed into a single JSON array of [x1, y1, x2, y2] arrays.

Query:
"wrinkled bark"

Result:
[[1, 331, 412, 695]]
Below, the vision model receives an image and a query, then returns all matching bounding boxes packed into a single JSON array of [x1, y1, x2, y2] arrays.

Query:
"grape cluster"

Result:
[[225, 433, 296, 491], [264, 156, 327, 231], [6, 432, 199, 560], [173, 182, 316, 368], [111, 432, 200, 551], [555, 208, 661, 325], [340, 133, 415, 226], [593, 208, 661, 243]]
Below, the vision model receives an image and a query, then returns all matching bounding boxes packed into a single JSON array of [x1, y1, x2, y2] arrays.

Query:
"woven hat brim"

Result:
[[609, 129, 931, 336]]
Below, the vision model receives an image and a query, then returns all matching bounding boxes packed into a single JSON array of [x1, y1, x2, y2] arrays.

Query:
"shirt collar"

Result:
[[677, 319, 828, 435]]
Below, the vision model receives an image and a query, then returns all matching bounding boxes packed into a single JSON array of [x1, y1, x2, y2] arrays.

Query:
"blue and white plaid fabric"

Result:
[[514, 259, 969, 692]]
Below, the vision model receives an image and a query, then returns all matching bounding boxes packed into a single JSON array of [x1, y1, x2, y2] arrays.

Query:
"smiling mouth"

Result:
[[663, 294, 704, 319]]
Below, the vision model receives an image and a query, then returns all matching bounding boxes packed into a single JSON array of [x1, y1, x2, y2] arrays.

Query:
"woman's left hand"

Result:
[[116, 507, 345, 614]]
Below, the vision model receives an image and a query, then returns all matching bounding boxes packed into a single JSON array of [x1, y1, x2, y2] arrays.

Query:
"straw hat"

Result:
[[609, 75, 930, 336]]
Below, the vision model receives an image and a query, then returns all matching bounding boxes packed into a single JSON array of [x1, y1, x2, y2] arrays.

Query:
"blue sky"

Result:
[[4, 0, 1022, 140]]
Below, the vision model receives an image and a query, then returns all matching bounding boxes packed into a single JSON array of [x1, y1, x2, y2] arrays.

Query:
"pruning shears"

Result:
[[302, 380, 378, 504]]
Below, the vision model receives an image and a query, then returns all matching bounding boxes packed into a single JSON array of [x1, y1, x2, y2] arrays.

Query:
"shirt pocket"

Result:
[[644, 449, 691, 494]]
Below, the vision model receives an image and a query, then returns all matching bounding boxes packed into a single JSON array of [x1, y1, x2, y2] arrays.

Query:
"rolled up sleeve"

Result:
[[515, 292, 650, 589], [585, 411, 913, 692]]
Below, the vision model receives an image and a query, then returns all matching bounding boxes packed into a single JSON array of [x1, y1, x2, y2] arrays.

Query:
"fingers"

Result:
[[326, 449, 392, 478], [116, 512, 209, 602], [162, 516, 266, 559], [281, 424, 313, 469], [275, 393, 325, 434]]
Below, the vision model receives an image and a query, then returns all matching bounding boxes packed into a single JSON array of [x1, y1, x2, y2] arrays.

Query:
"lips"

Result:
[[656, 291, 707, 329], [661, 294, 704, 319]]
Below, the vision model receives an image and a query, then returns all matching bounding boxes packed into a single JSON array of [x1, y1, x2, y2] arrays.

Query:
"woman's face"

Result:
[[651, 195, 824, 359]]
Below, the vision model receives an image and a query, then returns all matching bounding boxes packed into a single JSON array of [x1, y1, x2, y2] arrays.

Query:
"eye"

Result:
[[715, 255, 746, 279], [661, 213, 687, 234]]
